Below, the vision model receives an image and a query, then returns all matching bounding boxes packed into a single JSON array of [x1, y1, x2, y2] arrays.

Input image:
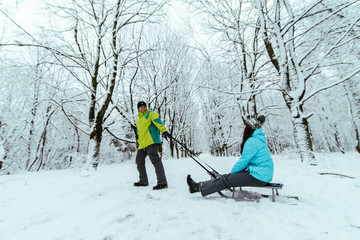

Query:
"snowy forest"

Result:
[[0, 0, 359, 174]]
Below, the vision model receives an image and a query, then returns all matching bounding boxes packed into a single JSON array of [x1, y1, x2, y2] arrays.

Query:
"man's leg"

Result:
[[146, 144, 167, 185], [135, 149, 148, 184], [200, 171, 267, 196]]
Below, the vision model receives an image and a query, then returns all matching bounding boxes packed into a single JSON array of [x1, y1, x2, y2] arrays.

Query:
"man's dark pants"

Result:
[[135, 144, 167, 185]]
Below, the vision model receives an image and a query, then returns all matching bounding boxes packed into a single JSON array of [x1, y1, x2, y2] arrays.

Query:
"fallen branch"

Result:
[[318, 172, 355, 179]]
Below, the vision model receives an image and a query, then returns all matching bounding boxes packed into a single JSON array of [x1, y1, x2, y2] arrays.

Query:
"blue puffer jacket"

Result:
[[231, 128, 274, 182]]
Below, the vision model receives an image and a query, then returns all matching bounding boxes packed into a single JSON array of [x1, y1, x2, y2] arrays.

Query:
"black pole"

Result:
[[167, 135, 235, 196], [170, 136, 220, 179]]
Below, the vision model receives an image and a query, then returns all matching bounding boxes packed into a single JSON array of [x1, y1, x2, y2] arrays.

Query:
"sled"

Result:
[[218, 183, 299, 202]]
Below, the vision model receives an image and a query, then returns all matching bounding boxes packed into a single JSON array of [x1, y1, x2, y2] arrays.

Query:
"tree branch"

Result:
[[302, 68, 360, 104]]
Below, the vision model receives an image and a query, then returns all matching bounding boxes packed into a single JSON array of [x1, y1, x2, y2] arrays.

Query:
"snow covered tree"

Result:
[[129, 30, 199, 158], [188, 0, 360, 161], [41, 0, 166, 169], [190, 0, 272, 119], [344, 79, 360, 153], [254, 0, 360, 162], [196, 58, 244, 156]]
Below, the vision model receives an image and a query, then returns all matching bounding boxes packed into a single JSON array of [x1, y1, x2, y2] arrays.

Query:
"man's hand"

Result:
[[163, 131, 171, 140]]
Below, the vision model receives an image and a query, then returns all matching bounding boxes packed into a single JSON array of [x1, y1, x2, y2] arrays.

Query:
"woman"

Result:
[[187, 115, 274, 196]]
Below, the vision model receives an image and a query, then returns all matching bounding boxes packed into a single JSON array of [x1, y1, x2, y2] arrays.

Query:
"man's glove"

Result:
[[163, 131, 172, 140]]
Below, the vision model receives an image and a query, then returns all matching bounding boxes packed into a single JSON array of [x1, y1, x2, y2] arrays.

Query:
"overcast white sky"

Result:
[[0, 0, 211, 47], [1, 0, 192, 33]]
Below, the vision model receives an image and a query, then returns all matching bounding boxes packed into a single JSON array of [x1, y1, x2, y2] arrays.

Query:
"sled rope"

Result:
[[169, 136, 234, 197], [169, 136, 220, 178]]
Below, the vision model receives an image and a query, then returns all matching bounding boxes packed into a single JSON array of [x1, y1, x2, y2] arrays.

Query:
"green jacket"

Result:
[[136, 110, 167, 149]]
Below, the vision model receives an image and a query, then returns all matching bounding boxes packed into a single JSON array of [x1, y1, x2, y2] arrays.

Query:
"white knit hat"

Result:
[[245, 115, 266, 130]]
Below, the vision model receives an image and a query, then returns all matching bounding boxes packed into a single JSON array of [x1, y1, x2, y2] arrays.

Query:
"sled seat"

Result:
[[241, 182, 283, 202]]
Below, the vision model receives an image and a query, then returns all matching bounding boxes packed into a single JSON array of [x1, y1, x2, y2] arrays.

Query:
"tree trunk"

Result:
[[291, 115, 315, 163], [28, 106, 54, 171], [170, 140, 175, 158], [87, 117, 103, 170], [26, 64, 40, 170], [26, 114, 35, 170], [343, 83, 360, 153], [176, 144, 179, 159], [355, 130, 360, 153]]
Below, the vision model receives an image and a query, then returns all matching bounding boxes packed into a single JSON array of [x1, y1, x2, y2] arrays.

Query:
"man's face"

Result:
[[139, 105, 147, 113]]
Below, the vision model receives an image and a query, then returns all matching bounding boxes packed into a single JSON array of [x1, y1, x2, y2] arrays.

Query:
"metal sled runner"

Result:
[[219, 183, 299, 202], [231, 183, 284, 202]]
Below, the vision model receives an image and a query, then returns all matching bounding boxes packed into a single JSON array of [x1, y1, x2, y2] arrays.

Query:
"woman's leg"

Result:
[[200, 171, 267, 196]]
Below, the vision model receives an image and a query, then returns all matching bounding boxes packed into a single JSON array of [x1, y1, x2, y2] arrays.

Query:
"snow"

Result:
[[1, 153, 360, 240]]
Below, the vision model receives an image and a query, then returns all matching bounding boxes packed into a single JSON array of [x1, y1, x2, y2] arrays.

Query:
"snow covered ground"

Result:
[[1, 153, 359, 240]]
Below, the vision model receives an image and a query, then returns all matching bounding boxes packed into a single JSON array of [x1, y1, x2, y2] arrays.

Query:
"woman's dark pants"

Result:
[[200, 171, 267, 196]]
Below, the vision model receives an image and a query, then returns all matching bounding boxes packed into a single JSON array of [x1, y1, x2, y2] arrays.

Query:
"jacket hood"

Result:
[[251, 128, 267, 143]]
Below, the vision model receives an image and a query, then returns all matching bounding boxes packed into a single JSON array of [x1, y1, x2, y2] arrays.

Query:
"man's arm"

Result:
[[150, 111, 167, 133]]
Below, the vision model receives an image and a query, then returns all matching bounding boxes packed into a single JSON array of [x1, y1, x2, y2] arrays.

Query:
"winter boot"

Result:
[[134, 182, 149, 187], [153, 184, 168, 190], [187, 175, 200, 193]]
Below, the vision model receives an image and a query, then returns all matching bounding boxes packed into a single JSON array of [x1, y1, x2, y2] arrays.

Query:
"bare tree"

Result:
[[129, 30, 199, 158], [197, 59, 243, 156], [191, 0, 271, 118], [39, 0, 167, 170], [255, 0, 360, 162]]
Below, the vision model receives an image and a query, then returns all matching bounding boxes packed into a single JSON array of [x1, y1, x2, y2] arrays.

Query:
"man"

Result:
[[134, 101, 171, 190]]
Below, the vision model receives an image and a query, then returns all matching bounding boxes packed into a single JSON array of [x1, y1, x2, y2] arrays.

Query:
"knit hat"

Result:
[[245, 115, 266, 130], [137, 101, 147, 109]]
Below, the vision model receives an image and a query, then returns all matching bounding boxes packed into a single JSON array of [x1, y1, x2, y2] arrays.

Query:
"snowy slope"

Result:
[[1, 153, 359, 240]]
